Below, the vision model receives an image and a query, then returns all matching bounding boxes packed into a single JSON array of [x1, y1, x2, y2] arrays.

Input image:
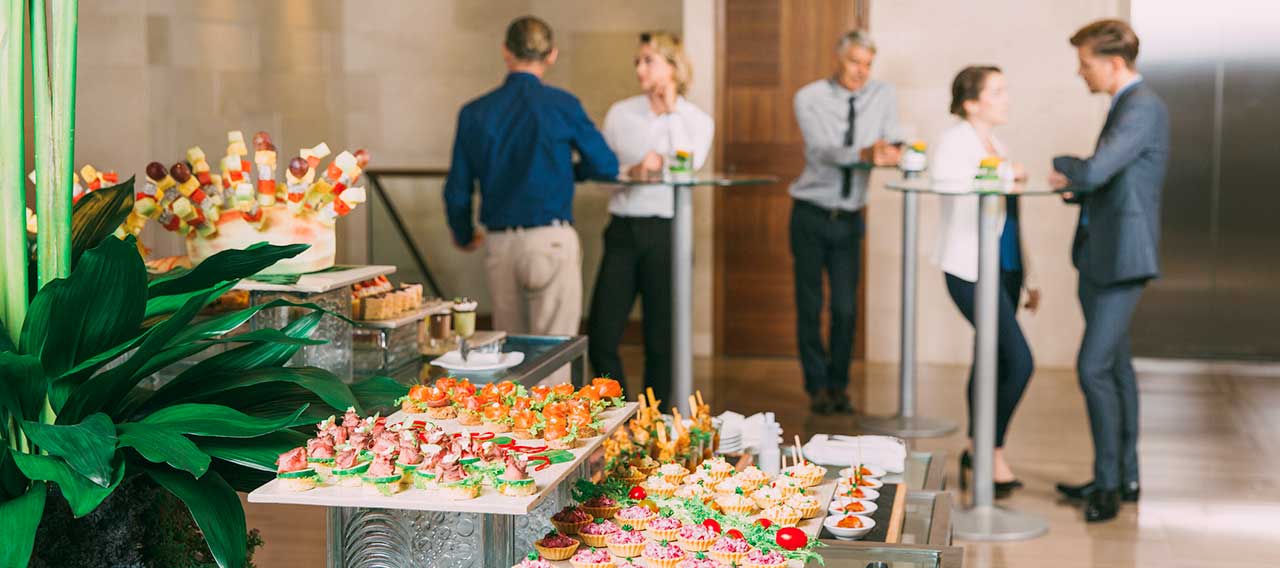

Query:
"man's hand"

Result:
[[872, 140, 902, 166], [1049, 170, 1070, 190], [1024, 288, 1042, 314], [857, 140, 901, 166], [626, 151, 664, 179], [455, 229, 485, 252]]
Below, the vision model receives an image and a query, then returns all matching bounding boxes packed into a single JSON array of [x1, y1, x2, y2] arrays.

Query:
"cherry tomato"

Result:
[[701, 518, 722, 534], [628, 486, 647, 501], [637, 499, 660, 514], [775, 527, 808, 551], [726, 529, 745, 540], [756, 518, 773, 529]]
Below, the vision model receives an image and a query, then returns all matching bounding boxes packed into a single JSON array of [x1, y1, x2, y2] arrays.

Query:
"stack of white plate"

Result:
[[715, 417, 742, 454]]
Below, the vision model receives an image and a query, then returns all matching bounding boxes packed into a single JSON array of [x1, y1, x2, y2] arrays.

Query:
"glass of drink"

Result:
[[451, 298, 477, 339]]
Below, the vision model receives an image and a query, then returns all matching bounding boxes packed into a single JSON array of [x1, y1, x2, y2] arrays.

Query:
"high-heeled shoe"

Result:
[[959, 450, 1023, 497]]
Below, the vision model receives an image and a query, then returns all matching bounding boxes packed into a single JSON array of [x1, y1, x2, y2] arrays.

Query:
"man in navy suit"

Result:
[[1049, 19, 1170, 523]]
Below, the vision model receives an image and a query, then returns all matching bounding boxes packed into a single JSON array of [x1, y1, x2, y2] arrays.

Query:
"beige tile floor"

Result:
[[243, 348, 1280, 568]]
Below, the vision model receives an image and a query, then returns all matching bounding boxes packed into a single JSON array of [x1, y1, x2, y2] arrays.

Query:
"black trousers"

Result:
[[587, 215, 674, 405], [790, 199, 863, 396], [945, 270, 1034, 448]]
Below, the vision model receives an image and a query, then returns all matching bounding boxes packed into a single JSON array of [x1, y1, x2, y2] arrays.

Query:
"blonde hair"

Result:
[[640, 31, 693, 95]]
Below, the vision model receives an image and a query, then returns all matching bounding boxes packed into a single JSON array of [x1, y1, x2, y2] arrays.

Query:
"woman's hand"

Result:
[[663, 82, 678, 114], [627, 152, 665, 179], [1012, 162, 1028, 182]]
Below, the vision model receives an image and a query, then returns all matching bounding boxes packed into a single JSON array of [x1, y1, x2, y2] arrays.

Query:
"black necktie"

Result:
[[841, 95, 857, 199]]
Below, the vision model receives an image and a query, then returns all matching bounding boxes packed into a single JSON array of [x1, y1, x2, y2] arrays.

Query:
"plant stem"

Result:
[[31, 0, 76, 287], [0, 0, 28, 344]]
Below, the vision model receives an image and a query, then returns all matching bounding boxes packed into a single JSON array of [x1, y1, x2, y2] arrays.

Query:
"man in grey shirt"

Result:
[[790, 30, 902, 415]]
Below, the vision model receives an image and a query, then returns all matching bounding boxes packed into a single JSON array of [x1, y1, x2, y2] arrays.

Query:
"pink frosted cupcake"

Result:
[[578, 518, 619, 548], [643, 540, 688, 568], [677, 524, 717, 552], [648, 515, 683, 542], [708, 535, 752, 565], [606, 527, 646, 559], [741, 548, 788, 568], [569, 547, 615, 568], [614, 505, 658, 530]]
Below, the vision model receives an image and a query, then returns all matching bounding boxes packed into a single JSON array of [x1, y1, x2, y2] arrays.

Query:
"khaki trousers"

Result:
[[484, 224, 582, 336]]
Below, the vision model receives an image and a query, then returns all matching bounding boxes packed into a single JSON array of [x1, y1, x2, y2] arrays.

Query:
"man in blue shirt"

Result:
[[444, 16, 619, 335]]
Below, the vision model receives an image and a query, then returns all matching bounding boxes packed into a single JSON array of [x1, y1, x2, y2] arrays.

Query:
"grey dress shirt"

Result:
[[789, 78, 902, 211]]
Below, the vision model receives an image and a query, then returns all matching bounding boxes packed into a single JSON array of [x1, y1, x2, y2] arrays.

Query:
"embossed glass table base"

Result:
[[325, 463, 589, 568]]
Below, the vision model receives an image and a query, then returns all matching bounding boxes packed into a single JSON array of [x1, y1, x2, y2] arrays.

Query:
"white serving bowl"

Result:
[[832, 486, 879, 501], [824, 513, 876, 541], [838, 476, 884, 490], [838, 465, 886, 479], [828, 498, 878, 516]]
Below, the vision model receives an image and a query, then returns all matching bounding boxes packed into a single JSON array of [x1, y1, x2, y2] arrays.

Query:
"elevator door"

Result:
[[1130, 1, 1280, 360]]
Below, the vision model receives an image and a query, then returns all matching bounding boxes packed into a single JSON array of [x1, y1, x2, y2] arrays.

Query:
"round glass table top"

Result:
[[885, 176, 1062, 196], [615, 173, 778, 187]]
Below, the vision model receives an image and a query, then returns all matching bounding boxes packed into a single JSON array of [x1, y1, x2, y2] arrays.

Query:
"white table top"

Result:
[[247, 402, 638, 516], [234, 264, 397, 294]]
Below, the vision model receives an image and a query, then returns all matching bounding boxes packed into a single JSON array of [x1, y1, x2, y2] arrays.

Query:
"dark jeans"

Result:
[[945, 270, 1034, 448], [790, 199, 863, 396], [1077, 273, 1145, 490], [587, 215, 673, 405]]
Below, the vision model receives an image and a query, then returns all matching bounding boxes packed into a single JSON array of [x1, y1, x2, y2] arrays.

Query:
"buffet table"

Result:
[[248, 330, 596, 568], [250, 403, 637, 568]]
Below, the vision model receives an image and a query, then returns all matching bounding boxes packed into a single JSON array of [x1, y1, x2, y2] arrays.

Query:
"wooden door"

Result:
[[714, 0, 868, 357]]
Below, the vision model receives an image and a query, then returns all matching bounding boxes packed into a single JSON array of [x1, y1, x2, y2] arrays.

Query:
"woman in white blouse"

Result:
[[586, 31, 714, 404], [931, 65, 1040, 499]]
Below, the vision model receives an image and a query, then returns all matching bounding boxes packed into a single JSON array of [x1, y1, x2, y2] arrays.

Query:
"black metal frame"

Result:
[[362, 168, 449, 298]]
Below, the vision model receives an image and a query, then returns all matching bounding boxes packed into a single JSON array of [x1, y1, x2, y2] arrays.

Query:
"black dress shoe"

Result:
[[828, 389, 855, 415], [1057, 480, 1141, 502], [1085, 489, 1120, 522], [809, 391, 833, 415]]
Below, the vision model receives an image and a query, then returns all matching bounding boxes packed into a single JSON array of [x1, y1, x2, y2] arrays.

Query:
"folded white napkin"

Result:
[[802, 434, 907, 473]]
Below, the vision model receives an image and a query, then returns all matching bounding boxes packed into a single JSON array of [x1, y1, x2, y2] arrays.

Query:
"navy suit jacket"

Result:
[[1055, 82, 1170, 286]]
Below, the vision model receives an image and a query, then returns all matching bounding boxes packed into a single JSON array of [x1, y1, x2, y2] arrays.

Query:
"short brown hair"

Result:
[[1070, 19, 1139, 68], [505, 16, 554, 62], [950, 65, 1002, 118]]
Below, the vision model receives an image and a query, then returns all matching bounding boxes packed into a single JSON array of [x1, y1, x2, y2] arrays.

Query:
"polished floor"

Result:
[[243, 348, 1280, 568]]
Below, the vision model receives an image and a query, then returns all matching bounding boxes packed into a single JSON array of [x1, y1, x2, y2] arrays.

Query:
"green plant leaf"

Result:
[[140, 403, 309, 438], [0, 481, 46, 568], [0, 448, 26, 500], [18, 235, 146, 378], [117, 422, 211, 478], [164, 310, 326, 394], [209, 459, 275, 494], [0, 318, 13, 353], [195, 429, 308, 472], [147, 367, 353, 416], [0, 352, 46, 422], [21, 413, 117, 487], [147, 242, 309, 298], [144, 280, 236, 321], [167, 299, 332, 345], [11, 453, 124, 518], [58, 283, 217, 424], [70, 177, 135, 266], [350, 375, 407, 414], [144, 465, 247, 568]]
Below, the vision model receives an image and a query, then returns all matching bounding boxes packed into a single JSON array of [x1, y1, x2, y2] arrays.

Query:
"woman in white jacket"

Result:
[[931, 66, 1040, 498]]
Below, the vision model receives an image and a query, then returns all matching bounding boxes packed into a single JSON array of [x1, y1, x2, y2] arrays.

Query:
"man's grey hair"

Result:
[[836, 29, 876, 54]]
